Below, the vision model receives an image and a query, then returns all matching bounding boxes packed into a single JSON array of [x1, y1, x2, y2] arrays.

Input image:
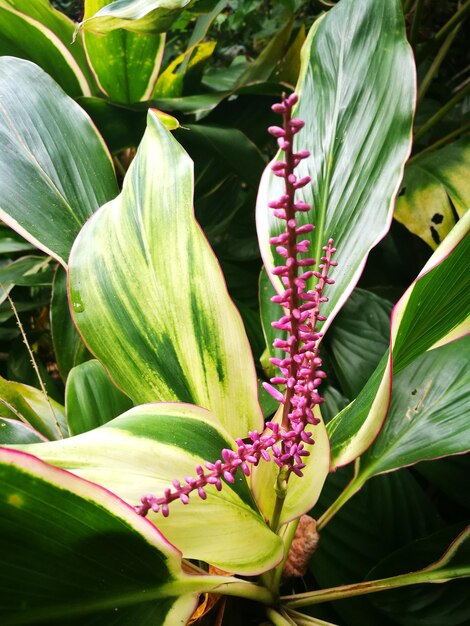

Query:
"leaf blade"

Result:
[[68, 110, 263, 438]]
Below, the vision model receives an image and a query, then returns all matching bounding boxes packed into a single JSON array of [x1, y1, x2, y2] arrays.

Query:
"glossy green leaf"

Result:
[[391, 213, 470, 369], [2, 258, 54, 286], [153, 41, 216, 98], [416, 454, 470, 510], [68, 110, 263, 439], [181, 124, 266, 189], [0, 376, 68, 440], [395, 137, 470, 249], [259, 266, 286, 379], [0, 227, 36, 254], [0, 256, 54, 304], [66, 359, 133, 435], [257, 0, 415, 335], [284, 525, 470, 611], [15, 403, 283, 574], [237, 16, 294, 86], [51, 266, 92, 381], [357, 335, 470, 480], [0, 0, 95, 97], [328, 212, 470, 468], [326, 289, 393, 398], [367, 526, 470, 626], [0, 417, 47, 444], [0, 57, 118, 266], [251, 405, 330, 527], [84, 0, 165, 103], [0, 447, 200, 625], [82, 0, 196, 34], [309, 467, 443, 625]]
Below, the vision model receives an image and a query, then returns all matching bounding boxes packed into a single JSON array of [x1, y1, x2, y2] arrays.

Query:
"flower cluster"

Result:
[[136, 423, 281, 517], [262, 92, 337, 477], [136, 93, 336, 519]]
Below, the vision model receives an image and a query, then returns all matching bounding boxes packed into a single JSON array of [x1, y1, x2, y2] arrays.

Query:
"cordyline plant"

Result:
[[0, 1, 469, 625], [135, 93, 336, 528]]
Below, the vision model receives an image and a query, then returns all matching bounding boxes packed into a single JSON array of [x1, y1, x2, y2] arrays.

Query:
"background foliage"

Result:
[[0, 0, 468, 624]]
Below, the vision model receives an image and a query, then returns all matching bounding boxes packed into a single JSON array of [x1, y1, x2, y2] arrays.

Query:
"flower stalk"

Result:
[[136, 93, 336, 521]]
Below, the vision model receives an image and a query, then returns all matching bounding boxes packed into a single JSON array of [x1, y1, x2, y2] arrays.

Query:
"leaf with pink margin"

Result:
[[257, 0, 415, 336], [328, 211, 470, 469], [13, 402, 283, 575], [0, 447, 198, 625], [68, 110, 263, 440]]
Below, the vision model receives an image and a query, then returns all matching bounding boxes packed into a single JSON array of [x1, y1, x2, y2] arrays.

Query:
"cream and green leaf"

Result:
[[395, 136, 470, 249], [0, 446, 206, 625], [84, 0, 165, 103], [81, 0, 197, 34], [13, 403, 284, 575], [68, 110, 263, 439]]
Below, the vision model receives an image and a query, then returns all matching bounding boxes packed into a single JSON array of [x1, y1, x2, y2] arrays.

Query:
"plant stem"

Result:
[[415, 0, 470, 64], [170, 575, 276, 605], [434, 0, 470, 45], [285, 609, 339, 626], [414, 82, 470, 141], [409, 0, 424, 48], [271, 465, 289, 533], [403, 0, 415, 15], [281, 568, 465, 608], [3, 289, 62, 439], [417, 25, 461, 103], [316, 466, 366, 531], [266, 607, 297, 626], [272, 518, 300, 591], [409, 119, 470, 163]]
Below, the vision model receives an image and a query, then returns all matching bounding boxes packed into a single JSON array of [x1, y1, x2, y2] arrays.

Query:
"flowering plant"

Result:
[[0, 0, 469, 624]]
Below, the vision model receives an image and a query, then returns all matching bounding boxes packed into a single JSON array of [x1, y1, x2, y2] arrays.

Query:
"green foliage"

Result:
[[0, 0, 468, 624]]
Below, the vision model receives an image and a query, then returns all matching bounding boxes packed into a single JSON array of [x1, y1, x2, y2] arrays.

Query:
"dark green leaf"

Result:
[[367, 526, 470, 626], [65, 360, 133, 435], [310, 468, 443, 626], [326, 289, 393, 398], [51, 267, 91, 381], [358, 336, 470, 478]]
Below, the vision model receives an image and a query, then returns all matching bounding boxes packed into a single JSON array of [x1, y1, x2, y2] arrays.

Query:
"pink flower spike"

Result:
[[135, 93, 339, 520]]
